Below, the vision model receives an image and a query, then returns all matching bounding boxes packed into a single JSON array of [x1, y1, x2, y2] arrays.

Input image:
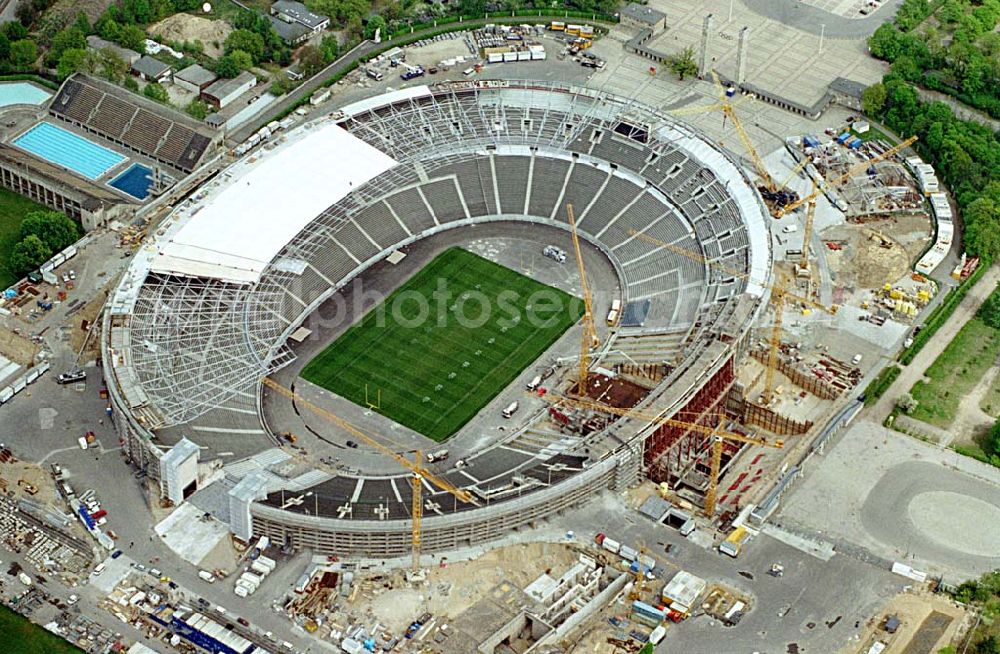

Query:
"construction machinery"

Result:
[[262, 378, 477, 571], [669, 70, 778, 194], [566, 203, 601, 396], [774, 135, 918, 218], [626, 230, 837, 404], [537, 391, 783, 516]]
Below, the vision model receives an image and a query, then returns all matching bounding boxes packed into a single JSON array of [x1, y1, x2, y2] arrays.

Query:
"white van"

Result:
[[781, 224, 799, 234], [502, 401, 519, 418], [525, 375, 542, 391], [463, 67, 475, 77], [91, 563, 106, 577]]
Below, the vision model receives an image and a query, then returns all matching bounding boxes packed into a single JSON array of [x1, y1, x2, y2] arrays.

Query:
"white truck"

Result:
[[198, 570, 216, 583]]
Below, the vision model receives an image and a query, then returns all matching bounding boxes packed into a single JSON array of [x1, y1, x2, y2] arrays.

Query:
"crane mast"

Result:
[[566, 203, 600, 396]]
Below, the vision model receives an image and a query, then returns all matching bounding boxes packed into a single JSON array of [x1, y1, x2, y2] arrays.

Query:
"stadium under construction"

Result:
[[101, 80, 774, 558]]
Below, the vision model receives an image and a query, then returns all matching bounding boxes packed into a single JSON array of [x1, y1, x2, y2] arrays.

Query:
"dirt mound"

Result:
[[150, 14, 232, 58]]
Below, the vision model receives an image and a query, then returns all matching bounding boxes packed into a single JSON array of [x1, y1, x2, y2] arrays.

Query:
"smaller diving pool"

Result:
[[0, 81, 52, 108], [13, 122, 125, 180], [109, 163, 153, 200]]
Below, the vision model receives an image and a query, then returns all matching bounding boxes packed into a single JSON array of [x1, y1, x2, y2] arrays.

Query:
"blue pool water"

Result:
[[108, 163, 153, 200], [13, 122, 125, 180], [0, 82, 51, 108]]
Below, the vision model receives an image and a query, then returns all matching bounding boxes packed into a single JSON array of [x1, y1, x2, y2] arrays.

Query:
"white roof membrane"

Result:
[[151, 123, 398, 284]]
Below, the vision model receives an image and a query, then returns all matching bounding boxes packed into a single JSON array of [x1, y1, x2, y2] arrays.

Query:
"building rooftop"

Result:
[[86, 35, 139, 63], [621, 2, 666, 25], [202, 71, 257, 101], [268, 14, 311, 43], [272, 0, 329, 29], [175, 63, 217, 87], [661, 570, 707, 611], [829, 77, 867, 100], [132, 55, 171, 78], [160, 437, 199, 467]]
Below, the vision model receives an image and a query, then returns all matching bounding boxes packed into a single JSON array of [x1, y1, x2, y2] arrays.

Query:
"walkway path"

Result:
[[868, 265, 1000, 423], [916, 87, 1000, 132]]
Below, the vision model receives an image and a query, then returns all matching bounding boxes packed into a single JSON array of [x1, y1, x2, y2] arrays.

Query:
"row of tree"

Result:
[[9, 211, 80, 276], [868, 0, 1000, 118]]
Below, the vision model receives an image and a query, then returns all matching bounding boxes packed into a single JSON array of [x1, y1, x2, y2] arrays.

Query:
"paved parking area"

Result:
[[778, 419, 1000, 580]]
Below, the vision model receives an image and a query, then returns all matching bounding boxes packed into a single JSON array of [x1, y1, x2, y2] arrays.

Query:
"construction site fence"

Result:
[[748, 350, 841, 400], [740, 400, 813, 436], [899, 259, 991, 365]]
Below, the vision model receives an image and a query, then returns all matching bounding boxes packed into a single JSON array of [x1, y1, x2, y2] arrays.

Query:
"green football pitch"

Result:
[[300, 247, 584, 442]]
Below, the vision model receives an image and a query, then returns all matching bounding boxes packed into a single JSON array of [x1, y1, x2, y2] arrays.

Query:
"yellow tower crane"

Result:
[[566, 203, 601, 396], [669, 70, 777, 192], [262, 378, 477, 572], [537, 391, 783, 516], [626, 230, 837, 404], [774, 135, 918, 217]]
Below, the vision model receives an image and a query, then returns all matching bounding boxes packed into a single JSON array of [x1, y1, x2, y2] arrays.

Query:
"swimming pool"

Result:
[[109, 163, 153, 200], [0, 82, 52, 108], [13, 122, 125, 180]]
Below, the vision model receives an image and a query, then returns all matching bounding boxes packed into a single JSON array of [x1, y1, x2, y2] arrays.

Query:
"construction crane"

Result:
[[262, 378, 477, 571], [538, 391, 782, 516], [626, 230, 836, 404], [566, 203, 601, 396], [798, 195, 818, 272], [774, 135, 918, 217], [669, 70, 776, 192], [411, 466, 422, 573], [776, 156, 811, 194]]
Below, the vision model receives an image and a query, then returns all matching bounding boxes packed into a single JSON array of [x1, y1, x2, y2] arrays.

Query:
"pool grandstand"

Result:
[[0, 73, 221, 229]]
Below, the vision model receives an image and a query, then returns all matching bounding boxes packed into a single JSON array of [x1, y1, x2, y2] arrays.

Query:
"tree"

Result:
[[224, 28, 264, 63], [143, 82, 169, 103], [98, 17, 121, 42], [116, 24, 147, 52], [975, 636, 1000, 654], [215, 50, 252, 77], [185, 98, 209, 119], [3, 21, 28, 42], [0, 32, 10, 63], [99, 48, 129, 82], [965, 197, 1000, 261], [56, 48, 89, 79], [861, 83, 887, 116], [297, 44, 324, 76], [19, 211, 78, 253], [47, 26, 86, 66], [896, 393, 919, 414], [869, 23, 903, 61], [319, 34, 339, 63], [666, 46, 697, 81], [9, 39, 36, 69], [10, 235, 52, 275], [364, 15, 386, 40]]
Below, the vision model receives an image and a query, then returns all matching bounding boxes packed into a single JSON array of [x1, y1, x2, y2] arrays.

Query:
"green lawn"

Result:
[[0, 605, 86, 654], [909, 317, 1000, 428], [0, 188, 49, 289], [301, 247, 584, 442]]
